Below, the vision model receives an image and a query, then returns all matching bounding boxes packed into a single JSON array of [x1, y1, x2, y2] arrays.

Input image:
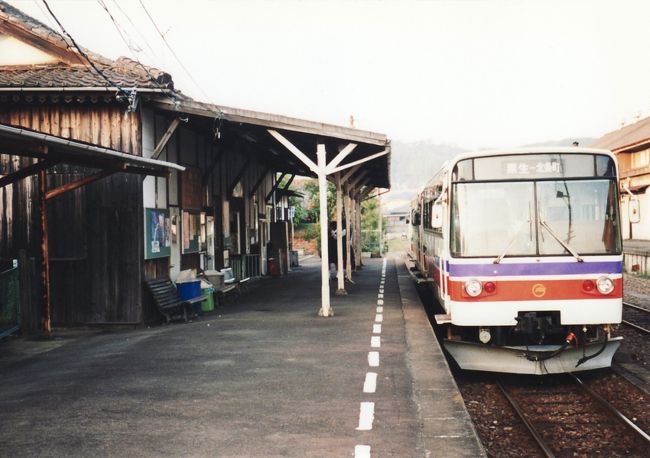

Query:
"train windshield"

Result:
[[451, 178, 621, 258]]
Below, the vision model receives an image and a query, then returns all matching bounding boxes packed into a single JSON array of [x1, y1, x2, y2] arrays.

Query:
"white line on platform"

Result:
[[375, 314, 383, 323], [377, 299, 384, 305], [379, 288, 384, 294], [354, 445, 371, 458], [377, 293, 384, 298], [371, 336, 381, 348], [373, 324, 381, 334], [363, 372, 378, 393], [376, 306, 383, 313], [357, 402, 375, 430], [368, 351, 380, 367]]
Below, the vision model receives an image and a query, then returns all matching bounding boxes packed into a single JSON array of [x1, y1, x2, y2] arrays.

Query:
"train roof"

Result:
[[420, 147, 616, 191], [451, 146, 614, 163]]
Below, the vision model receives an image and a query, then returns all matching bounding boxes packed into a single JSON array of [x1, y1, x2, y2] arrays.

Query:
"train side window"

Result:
[[452, 159, 473, 181], [411, 209, 421, 226], [595, 155, 616, 177]]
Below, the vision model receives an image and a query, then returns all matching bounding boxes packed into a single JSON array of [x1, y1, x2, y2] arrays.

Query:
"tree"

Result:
[[361, 196, 381, 253]]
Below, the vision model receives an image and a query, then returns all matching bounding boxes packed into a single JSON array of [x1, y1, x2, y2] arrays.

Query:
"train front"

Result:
[[443, 150, 623, 375]]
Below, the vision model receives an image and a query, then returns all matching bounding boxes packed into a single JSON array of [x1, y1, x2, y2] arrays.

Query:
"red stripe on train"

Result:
[[448, 278, 623, 301]]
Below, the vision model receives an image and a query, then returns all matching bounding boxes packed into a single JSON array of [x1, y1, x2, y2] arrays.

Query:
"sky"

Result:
[[8, 0, 650, 149]]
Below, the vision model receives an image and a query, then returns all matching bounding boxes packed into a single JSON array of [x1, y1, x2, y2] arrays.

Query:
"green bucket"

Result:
[[201, 287, 215, 312]]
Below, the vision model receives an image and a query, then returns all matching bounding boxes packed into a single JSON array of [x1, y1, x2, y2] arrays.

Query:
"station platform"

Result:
[[0, 255, 484, 457]]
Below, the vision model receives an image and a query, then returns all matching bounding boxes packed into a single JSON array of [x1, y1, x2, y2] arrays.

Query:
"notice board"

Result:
[[145, 208, 171, 259]]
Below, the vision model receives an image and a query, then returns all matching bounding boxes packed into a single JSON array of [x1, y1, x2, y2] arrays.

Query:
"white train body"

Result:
[[410, 148, 623, 374]]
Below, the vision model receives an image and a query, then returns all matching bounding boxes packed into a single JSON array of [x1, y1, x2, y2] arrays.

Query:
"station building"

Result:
[[0, 1, 390, 334], [591, 116, 650, 240]]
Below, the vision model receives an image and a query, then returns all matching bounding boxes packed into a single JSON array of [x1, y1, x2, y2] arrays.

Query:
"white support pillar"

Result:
[[335, 173, 346, 295], [355, 193, 362, 268], [377, 189, 383, 258], [344, 184, 353, 281], [317, 144, 333, 317]]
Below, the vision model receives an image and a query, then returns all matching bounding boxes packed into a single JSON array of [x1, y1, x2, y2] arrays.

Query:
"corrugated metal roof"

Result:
[[590, 117, 650, 152]]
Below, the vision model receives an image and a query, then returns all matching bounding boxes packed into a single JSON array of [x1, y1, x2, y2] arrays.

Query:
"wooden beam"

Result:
[[151, 117, 181, 161], [349, 170, 368, 189], [340, 164, 361, 184], [0, 138, 49, 159], [266, 173, 287, 202], [249, 165, 271, 197], [0, 159, 56, 190], [45, 169, 118, 200], [325, 143, 357, 174], [123, 165, 170, 178], [227, 158, 251, 196], [202, 146, 224, 185], [329, 148, 390, 174], [268, 129, 319, 173], [282, 174, 295, 190]]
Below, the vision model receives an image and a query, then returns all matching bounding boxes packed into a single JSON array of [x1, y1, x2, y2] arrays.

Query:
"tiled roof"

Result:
[[0, 0, 174, 90], [590, 117, 650, 153]]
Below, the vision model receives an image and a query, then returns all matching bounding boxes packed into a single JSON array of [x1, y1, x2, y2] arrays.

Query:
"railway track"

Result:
[[497, 374, 650, 457], [622, 302, 650, 335]]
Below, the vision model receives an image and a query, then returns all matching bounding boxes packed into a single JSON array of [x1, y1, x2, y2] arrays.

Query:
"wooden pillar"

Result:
[[335, 173, 346, 295], [344, 185, 353, 281], [38, 170, 51, 336], [317, 144, 333, 316]]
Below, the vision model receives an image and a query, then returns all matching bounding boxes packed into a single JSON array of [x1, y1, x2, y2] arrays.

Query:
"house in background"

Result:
[[0, 1, 389, 332], [591, 116, 650, 240]]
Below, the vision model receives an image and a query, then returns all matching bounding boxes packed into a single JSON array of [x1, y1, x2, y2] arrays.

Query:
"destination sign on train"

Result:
[[503, 159, 561, 175], [464, 154, 614, 181]]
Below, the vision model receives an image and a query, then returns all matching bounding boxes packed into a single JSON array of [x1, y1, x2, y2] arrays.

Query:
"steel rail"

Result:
[[570, 374, 650, 444], [496, 382, 556, 458], [622, 302, 650, 335], [622, 319, 650, 335], [623, 302, 650, 314]]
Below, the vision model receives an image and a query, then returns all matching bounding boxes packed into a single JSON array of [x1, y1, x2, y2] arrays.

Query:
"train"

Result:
[[409, 147, 624, 374]]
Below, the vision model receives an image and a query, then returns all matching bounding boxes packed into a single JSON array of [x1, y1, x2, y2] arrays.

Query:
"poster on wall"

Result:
[[182, 210, 201, 254], [145, 208, 171, 259]]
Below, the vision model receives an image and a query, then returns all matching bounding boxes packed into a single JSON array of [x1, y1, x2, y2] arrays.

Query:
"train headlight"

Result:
[[464, 279, 483, 297], [596, 276, 614, 295]]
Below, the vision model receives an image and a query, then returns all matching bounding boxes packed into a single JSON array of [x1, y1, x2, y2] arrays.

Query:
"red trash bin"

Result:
[[267, 258, 279, 277]]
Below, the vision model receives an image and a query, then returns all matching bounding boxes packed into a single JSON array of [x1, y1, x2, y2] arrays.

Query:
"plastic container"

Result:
[[177, 279, 201, 300], [203, 270, 224, 290], [201, 287, 215, 312]]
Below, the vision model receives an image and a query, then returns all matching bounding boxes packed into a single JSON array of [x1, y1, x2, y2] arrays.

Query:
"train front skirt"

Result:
[[444, 337, 623, 375]]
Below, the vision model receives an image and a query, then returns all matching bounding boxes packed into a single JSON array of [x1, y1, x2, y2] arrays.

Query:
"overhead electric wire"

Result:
[[95, 0, 168, 90], [40, 0, 129, 97], [109, 0, 162, 63], [136, 0, 222, 115]]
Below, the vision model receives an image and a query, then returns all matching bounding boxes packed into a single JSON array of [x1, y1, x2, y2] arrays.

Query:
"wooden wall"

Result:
[[0, 101, 144, 327]]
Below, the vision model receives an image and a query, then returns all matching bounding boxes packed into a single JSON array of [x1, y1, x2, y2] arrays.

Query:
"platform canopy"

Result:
[[0, 123, 185, 177], [149, 97, 390, 190], [150, 96, 391, 317]]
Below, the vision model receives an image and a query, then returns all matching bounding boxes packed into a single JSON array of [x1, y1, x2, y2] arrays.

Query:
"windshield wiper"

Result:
[[493, 221, 527, 264], [539, 218, 584, 262]]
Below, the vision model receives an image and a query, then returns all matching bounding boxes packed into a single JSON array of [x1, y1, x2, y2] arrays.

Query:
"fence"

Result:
[[230, 254, 261, 280], [0, 266, 20, 338]]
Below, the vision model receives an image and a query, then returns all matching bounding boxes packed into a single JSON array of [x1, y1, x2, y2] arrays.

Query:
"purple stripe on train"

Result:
[[448, 261, 622, 277]]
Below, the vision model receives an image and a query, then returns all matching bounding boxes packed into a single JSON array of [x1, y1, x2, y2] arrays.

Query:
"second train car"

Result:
[[410, 147, 623, 374]]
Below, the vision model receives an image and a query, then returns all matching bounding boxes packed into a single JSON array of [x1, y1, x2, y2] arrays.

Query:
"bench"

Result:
[[215, 268, 250, 306], [145, 278, 206, 323]]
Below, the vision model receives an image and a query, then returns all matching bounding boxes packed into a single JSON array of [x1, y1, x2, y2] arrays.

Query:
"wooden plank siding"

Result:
[[0, 101, 144, 327]]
